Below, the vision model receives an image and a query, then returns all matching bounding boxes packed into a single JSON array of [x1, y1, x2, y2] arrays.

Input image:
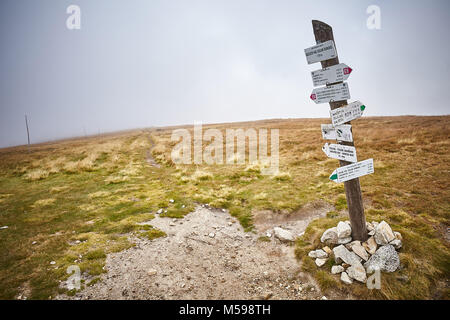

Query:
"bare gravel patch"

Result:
[[58, 206, 334, 300]]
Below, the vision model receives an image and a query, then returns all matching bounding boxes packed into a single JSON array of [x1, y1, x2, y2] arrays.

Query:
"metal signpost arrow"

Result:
[[322, 143, 357, 163], [321, 124, 353, 142], [310, 82, 351, 104], [330, 101, 366, 126], [307, 20, 369, 241], [329, 159, 374, 183], [311, 63, 353, 87], [304, 40, 337, 64]]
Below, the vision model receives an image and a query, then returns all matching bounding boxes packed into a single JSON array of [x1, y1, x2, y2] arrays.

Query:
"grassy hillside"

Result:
[[0, 116, 448, 299]]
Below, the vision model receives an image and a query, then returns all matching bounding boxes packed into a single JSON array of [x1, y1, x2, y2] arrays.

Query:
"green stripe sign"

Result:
[[330, 101, 366, 126], [329, 158, 374, 183]]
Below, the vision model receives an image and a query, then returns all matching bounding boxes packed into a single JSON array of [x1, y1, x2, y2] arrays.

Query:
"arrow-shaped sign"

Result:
[[311, 63, 352, 87], [304, 40, 337, 64], [310, 83, 350, 104], [322, 143, 357, 163], [330, 101, 365, 126], [329, 158, 374, 183], [321, 124, 353, 142]]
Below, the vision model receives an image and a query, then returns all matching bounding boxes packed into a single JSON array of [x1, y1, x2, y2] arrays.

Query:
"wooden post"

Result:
[[312, 20, 368, 241], [25, 115, 30, 146]]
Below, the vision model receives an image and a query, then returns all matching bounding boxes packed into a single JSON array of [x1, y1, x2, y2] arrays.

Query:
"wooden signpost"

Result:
[[305, 20, 373, 241]]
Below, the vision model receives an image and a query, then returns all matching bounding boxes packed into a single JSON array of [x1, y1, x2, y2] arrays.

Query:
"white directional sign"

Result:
[[310, 82, 350, 104], [322, 143, 357, 163], [311, 63, 353, 87], [321, 124, 353, 142], [330, 101, 366, 126], [329, 158, 374, 183], [304, 40, 337, 64]]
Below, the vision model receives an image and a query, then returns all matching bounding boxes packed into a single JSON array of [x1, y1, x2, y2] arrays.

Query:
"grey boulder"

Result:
[[274, 227, 295, 242], [364, 244, 400, 272]]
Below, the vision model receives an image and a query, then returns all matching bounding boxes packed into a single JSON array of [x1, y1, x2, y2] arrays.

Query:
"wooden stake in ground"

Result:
[[312, 20, 368, 241], [25, 115, 30, 146]]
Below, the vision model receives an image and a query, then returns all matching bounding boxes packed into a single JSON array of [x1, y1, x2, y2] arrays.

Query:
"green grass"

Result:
[[0, 116, 449, 300]]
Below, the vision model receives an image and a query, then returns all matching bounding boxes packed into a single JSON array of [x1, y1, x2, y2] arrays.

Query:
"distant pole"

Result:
[[312, 20, 368, 241], [25, 115, 30, 146]]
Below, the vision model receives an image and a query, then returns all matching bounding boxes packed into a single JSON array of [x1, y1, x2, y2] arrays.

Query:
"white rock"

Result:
[[351, 242, 369, 261], [337, 221, 352, 239], [320, 227, 338, 244], [348, 240, 361, 247], [156, 209, 163, 214], [315, 258, 327, 267], [0, 226, 8, 230], [374, 221, 396, 245], [364, 244, 400, 272], [309, 249, 328, 259], [274, 227, 295, 242], [368, 230, 375, 236], [333, 245, 362, 266], [337, 237, 352, 244], [389, 239, 402, 250], [182, 205, 186, 208], [331, 265, 345, 274], [394, 231, 402, 241], [169, 199, 174, 203], [147, 269, 157, 276], [321, 296, 328, 300], [340, 272, 353, 284], [347, 263, 367, 283], [50, 261, 56, 265], [32, 241, 37, 245], [266, 232, 272, 237], [208, 232, 215, 238], [169, 222, 175, 226], [362, 236, 377, 255], [222, 208, 226, 212]]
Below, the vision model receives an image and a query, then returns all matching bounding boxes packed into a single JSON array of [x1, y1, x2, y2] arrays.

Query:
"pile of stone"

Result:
[[308, 220, 402, 284]]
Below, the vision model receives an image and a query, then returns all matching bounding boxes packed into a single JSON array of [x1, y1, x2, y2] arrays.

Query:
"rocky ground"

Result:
[[57, 204, 350, 300]]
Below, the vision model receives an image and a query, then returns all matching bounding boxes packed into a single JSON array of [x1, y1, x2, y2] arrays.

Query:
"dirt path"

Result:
[[145, 133, 161, 168], [58, 204, 344, 300]]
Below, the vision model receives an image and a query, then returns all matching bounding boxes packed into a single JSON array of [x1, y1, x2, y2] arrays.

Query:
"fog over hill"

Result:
[[1, 0, 450, 148]]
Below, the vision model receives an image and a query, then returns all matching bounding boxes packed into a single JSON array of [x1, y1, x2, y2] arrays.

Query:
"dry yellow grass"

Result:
[[0, 116, 448, 300]]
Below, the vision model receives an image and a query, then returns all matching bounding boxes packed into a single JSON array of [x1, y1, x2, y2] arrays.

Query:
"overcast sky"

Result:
[[1, 0, 449, 147]]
